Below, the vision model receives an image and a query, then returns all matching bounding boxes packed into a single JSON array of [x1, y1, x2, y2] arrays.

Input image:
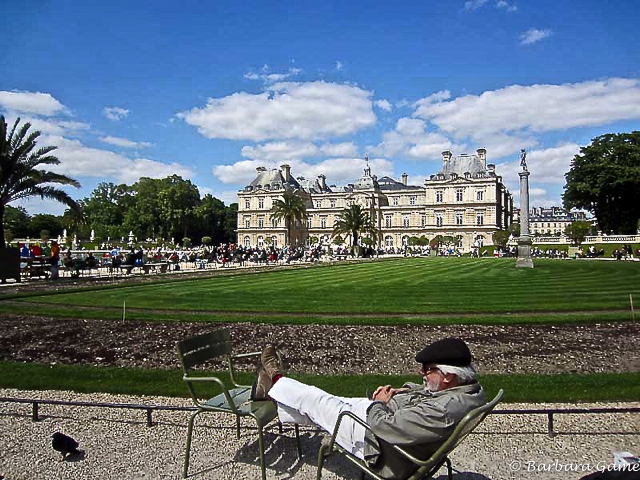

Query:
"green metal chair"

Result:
[[317, 389, 504, 480], [177, 329, 301, 479]]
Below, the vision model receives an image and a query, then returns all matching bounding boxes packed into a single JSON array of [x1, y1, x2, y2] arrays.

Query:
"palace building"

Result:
[[236, 148, 514, 251]]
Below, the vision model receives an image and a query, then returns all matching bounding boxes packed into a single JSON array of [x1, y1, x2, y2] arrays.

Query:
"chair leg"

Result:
[[294, 423, 302, 459], [257, 424, 267, 480], [236, 415, 241, 439], [316, 443, 328, 480], [445, 457, 453, 480], [183, 410, 202, 479]]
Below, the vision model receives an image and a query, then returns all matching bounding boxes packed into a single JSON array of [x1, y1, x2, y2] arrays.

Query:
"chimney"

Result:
[[487, 163, 496, 174], [401, 173, 408, 186], [477, 148, 487, 167], [280, 164, 291, 182], [318, 174, 326, 190], [442, 150, 452, 163]]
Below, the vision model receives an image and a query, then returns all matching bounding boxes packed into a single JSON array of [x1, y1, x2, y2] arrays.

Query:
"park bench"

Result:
[[141, 262, 168, 274]]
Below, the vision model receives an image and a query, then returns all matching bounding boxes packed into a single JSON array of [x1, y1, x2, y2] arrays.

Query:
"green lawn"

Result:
[[6, 258, 639, 322], [1, 362, 638, 403]]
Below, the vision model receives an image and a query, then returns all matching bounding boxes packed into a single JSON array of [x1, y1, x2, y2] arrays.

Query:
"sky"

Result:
[[2, 0, 639, 215]]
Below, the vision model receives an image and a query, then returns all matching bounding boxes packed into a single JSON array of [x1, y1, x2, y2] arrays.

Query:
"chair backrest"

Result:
[[177, 329, 232, 373], [403, 389, 504, 478]]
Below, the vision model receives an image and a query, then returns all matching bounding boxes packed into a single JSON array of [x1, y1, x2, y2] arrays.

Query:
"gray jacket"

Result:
[[364, 382, 486, 479]]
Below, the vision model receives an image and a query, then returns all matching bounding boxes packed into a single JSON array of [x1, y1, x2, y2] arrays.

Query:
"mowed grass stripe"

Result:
[[14, 258, 640, 314]]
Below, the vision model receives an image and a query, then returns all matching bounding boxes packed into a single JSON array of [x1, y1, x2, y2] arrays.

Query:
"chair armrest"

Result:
[[231, 351, 262, 359], [326, 410, 375, 453], [183, 375, 239, 412]]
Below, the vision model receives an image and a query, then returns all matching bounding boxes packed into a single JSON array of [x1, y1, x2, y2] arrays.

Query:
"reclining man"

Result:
[[252, 337, 485, 479]]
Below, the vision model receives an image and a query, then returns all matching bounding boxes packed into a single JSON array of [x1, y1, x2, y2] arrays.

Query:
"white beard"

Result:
[[424, 376, 441, 392]]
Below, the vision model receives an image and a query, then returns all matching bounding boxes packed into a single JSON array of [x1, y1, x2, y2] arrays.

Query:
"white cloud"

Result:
[[335, 61, 343, 71], [0, 91, 68, 116], [412, 78, 640, 141], [178, 81, 376, 141], [370, 117, 465, 159], [243, 66, 302, 84], [465, 0, 488, 10], [99, 136, 153, 149], [103, 107, 130, 121], [495, 0, 517, 12], [213, 156, 393, 187], [495, 143, 580, 204], [241, 141, 358, 163], [375, 99, 392, 111], [519, 28, 552, 45], [41, 135, 193, 185], [1, 115, 89, 137]]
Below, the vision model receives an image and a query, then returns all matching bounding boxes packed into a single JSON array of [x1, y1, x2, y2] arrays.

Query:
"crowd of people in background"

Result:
[[16, 237, 639, 280]]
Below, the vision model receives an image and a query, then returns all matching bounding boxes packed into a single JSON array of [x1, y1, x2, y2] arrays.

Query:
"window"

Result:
[[272, 218, 278, 227], [476, 190, 484, 201], [257, 217, 264, 228], [409, 196, 416, 205], [436, 191, 443, 203], [436, 213, 443, 227], [315, 199, 322, 208], [244, 236, 251, 247], [393, 197, 399, 206], [257, 236, 264, 247], [321, 217, 327, 229], [403, 215, 410, 227], [307, 218, 312, 228], [385, 236, 394, 247], [245, 199, 250, 209], [421, 215, 426, 227], [385, 216, 392, 228], [456, 189, 464, 202], [258, 197, 264, 209], [476, 211, 484, 226], [330, 199, 336, 208], [244, 217, 251, 228], [455, 212, 463, 225], [402, 236, 409, 246], [272, 236, 278, 247]]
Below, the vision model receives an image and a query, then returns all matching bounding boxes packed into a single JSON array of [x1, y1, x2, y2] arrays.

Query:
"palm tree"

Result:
[[0, 116, 80, 248], [269, 189, 308, 246], [333, 204, 378, 255]]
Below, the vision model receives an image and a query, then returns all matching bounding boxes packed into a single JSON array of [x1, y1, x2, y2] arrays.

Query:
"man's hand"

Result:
[[372, 385, 408, 403]]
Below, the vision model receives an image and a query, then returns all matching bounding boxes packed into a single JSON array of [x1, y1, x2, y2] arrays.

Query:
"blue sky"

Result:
[[2, 0, 639, 214]]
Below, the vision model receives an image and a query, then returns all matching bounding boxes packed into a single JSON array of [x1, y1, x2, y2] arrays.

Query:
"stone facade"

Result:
[[529, 206, 587, 236], [237, 149, 513, 250]]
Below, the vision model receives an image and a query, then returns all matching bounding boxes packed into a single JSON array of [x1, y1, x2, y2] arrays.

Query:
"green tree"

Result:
[[0, 116, 80, 247], [270, 190, 308, 246], [564, 220, 592, 246], [83, 182, 131, 239], [62, 203, 90, 240], [492, 230, 511, 249], [222, 203, 238, 243], [563, 131, 640, 234], [332, 204, 378, 256], [195, 194, 227, 244], [158, 176, 201, 240], [4, 205, 30, 238], [28, 214, 63, 239]]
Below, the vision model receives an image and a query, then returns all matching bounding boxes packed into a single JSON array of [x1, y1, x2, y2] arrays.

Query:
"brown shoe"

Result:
[[261, 345, 283, 379], [251, 364, 272, 400]]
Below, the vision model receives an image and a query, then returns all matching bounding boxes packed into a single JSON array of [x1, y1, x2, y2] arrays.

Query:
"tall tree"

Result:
[[0, 116, 80, 247], [332, 204, 378, 255], [563, 131, 640, 234], [3, 205, 30, 238], [83, 182, 131, 239], [270, 189, 308, 246]]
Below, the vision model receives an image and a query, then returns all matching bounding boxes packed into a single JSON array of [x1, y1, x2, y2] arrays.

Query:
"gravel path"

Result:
[[1, 388, 638, 480]]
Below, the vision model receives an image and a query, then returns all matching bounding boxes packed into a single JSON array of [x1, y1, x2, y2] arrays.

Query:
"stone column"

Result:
[[516, 170, 534, 268]]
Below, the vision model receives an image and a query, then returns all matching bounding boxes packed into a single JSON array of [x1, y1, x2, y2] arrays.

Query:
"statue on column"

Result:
[[520, 149, 528, 171]]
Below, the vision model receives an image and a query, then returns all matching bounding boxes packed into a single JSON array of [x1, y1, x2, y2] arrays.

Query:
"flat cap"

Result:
[[415, 337, 472, 366]]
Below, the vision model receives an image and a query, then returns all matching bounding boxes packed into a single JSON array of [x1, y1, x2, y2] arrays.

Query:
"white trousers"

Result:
[[268, 377, 374, 459]]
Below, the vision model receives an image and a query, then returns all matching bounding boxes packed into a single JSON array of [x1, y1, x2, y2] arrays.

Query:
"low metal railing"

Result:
[[1, 397, 638, 437]]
